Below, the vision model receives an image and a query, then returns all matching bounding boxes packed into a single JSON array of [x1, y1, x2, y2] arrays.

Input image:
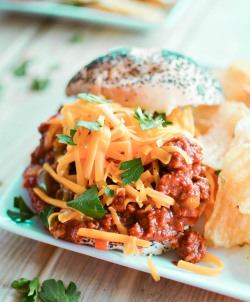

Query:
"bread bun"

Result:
[[66, 47, 224, 114], [79, 237, 172, 256]]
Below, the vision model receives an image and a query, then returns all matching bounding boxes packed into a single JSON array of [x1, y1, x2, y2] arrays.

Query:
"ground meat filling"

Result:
[[175, 229, 207, 263], [24, 132, 208, 263], [31, 122, 65, 166]]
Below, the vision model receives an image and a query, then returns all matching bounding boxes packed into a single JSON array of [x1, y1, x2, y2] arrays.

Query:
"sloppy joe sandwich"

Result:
[[22, 48, 249, 277]]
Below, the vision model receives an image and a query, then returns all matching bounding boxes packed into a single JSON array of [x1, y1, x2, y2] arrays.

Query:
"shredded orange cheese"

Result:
[[43, 163, 85, 195], [177, 253, 224, 276], [77, 228, 151, 247], [147, 255, 160, 281], [108, 206, 128, 235], [33, 187, 68, 209], [36, 97, 205, 253], [145, 187, 175, 207], [124, 236, 139, 256]]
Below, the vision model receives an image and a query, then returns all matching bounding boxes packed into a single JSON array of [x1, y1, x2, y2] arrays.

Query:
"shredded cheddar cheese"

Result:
[[124, 236, 140, 256], [35, 97, 211, 262], [147, 255, 160, 281], [109, 206, 128, 235], [77, 228, 151, 247], [33, 187, 68, 209], [43, 163, 85, 195], [145, 187, 175, 207], [177, 253, 224, 276]]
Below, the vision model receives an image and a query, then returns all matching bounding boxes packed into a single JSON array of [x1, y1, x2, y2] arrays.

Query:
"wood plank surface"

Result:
[[0, 0, 249, 300], [0, 231, 241, 302]]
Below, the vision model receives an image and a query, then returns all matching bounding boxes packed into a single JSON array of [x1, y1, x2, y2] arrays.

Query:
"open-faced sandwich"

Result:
[[22, 48, 250, 278]]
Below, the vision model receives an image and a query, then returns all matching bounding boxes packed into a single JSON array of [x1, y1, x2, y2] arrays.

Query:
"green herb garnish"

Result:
[[13, 60, 31, 76], [77, 93, 113, 104], [120, 158, 143, 186], [74, 120, 102, 131], [67, 186, 107, 219], [56, 133, 76, 146], [11, 278, 30, 289], [30, 78, 50, 91], [155, 113, 173, 126], [214, 170, 222, 175], [105, 186, 114, 197], [39, 279, 80, 302], [11, 278, 80, 302], [57, 119, 102, 146], [134, 107, 172, 130], [7, 196, 37, 223], [69, 32, 83, 43], [11, 277, 39, 301], [39, 206, 55, 227]]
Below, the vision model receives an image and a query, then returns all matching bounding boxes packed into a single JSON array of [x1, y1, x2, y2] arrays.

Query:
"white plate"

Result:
[[0, 167, 249, 301], [0, 0, 193, 30]]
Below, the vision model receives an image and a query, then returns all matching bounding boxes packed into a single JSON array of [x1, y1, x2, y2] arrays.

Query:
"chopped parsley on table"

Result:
[[68, 32, 83, 43], [30, 78, 50, 91], [11, 278, 80, 302], [13, 60, 31, 77]]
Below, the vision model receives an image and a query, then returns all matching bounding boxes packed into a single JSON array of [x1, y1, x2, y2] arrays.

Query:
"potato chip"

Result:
[[230, 115, 250, 148], [193, 105, 219, 135], [196, 101, 249, 170], [204, 117, 250, 247], [214, 61, 250, 106], [225, 116, 250, 214]]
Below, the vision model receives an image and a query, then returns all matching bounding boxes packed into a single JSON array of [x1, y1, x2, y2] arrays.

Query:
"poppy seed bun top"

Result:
[[66, 47, 224, 114]]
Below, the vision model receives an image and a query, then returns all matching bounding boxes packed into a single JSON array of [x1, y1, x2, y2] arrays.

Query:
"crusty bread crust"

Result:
[[66, 47, 224, 114]]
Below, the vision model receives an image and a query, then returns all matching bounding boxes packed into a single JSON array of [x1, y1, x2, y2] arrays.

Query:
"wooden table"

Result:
[[0, 1, 249, 300]]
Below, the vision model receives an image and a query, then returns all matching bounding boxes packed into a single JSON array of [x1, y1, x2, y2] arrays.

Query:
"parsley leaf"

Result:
[[56, 134, 76, 146], [27, 278, 39, 301], [154, 113, 173, 126], [67, 186, 107, 219], [7, 196, 37, 223], [30, 78, 49, 91], [214, 169, 222, 175], [105, 186, 114, 197], [77, 93, 113, 104], [134, 107, 172, 130], [13, 60, 31, 76], [120, 158, 143, 186], [69, 32, 83, 43], [11, 278, 39, 302], [39, 206, 55, 227], [57, 119, 102, 146], [74, 120, 102, 131], [11, 278, 30, 289], [39, 279, 80, 302]]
